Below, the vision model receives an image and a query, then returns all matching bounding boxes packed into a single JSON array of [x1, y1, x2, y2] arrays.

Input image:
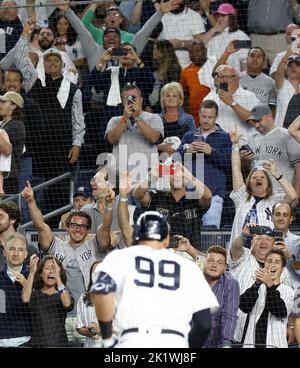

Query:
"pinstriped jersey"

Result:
[[92, 245, 219, 341]]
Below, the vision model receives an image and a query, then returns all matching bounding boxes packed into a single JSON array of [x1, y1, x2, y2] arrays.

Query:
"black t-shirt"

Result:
[[163, 120, 190, 141], [29, 290, 74, 347], [142, 190, 205, 250]]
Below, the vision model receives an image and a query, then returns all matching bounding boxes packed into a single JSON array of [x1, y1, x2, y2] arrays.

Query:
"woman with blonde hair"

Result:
[[158, 81, 195, 157]]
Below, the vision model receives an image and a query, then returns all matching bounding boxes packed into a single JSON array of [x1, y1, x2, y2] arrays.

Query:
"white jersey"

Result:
[[93, 245, 219, 348]]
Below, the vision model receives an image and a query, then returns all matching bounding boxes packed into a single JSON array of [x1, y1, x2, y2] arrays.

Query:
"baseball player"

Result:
[[91, 211, 219, 348]]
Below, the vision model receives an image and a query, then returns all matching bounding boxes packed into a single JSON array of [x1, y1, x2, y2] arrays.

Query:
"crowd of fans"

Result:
[[0, 0, 300, 348]]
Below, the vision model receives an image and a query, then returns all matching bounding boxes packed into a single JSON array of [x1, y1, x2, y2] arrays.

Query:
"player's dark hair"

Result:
[[0, 202, 21, 229]]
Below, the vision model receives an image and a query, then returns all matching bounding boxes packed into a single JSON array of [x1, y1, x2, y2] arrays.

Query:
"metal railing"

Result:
[[2, 172, 74, 229]]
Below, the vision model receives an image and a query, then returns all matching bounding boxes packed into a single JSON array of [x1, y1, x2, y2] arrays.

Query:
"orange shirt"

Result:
[[180, 64, 210, 127]]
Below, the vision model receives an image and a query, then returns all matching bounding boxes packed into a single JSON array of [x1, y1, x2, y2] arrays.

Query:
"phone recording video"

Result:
[[233, 40, 251, 49], [273, 230, 284, 242], [169, 236, 179, 248], [239, 144, 253, 154], [112, 47, 128, 56], [219, 82, 228, 92], [159, 163, 175, 177]]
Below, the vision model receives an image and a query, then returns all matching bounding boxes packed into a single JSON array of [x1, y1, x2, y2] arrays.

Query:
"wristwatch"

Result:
[[134, 115, 143, 122], [231, 100, 237, 107]]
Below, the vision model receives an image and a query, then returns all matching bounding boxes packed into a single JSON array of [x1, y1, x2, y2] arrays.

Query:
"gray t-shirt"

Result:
[[240, 71, 277, 105], [248, 127, 300, 193], [105, 111, 164, 173]]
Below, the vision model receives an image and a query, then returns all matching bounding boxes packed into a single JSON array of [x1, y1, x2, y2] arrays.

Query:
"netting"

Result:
[[0, 0, 299, 348]]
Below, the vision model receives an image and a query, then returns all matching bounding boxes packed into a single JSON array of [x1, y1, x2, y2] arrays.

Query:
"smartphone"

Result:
[[273, 230, 284, 242], [233, 40, 251, 49], [127, 95, 136, 105], [239, 144, 253, 153], [219, 82, 228, 92], [112, 47, 128, 56], [194, 133, 205, 142], [169, 236, 179, 248]]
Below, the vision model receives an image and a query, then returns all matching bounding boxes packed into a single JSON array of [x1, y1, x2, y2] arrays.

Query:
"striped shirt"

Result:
[[204, 271, 240, 348], [229, 184, 284, 249], [92, 246, 219, 348]]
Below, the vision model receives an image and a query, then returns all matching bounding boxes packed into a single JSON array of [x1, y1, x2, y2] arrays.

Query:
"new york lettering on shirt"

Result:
[[253, 145, 284, 158], [55, 248, 94, 264]]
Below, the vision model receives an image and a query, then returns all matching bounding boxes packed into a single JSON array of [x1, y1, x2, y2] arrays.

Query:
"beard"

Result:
[[171, 1, 186, 15]]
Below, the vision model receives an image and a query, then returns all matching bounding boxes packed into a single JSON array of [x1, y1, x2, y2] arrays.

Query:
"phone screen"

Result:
[[219, 82, 228, 92], [233, 40, 251, 49], [112, 48, 127, 56]]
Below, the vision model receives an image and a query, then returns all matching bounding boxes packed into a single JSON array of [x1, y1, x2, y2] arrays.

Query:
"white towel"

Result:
[[197, 56, 217, 90], [106, 66, 122, 106]]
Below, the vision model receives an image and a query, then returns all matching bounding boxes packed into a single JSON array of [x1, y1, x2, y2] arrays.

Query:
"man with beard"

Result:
[[180, 40, 210, 127], [0, 202, 37, 270], [33, 27, 78, 85], [21, 180, 110, 346]]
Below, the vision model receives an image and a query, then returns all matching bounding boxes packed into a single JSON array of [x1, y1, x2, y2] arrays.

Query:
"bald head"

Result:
[[1, 0, 18, 21]]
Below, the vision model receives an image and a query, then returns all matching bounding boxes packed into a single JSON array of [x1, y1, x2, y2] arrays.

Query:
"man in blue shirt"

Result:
[[0, 233, 32, 346]]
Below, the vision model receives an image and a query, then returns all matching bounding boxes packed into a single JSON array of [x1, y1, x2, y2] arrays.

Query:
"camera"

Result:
[[112, 48, 128, 56], [219, 82, 228, 92], [249, 226, 273, 237]]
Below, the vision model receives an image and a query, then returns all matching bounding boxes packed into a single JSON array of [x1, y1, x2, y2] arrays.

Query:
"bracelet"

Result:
[[119, 197, 128, 202], [232, 146, 240, 152], [239, 232, 246, 241], [57, 284, 66, 294], [275, 173, 283, 181]]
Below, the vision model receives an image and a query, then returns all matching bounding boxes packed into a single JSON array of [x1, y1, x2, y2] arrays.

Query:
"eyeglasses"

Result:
[[69, 222, 89, 230]]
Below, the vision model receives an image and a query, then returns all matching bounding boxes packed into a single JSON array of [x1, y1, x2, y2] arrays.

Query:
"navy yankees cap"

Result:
[[73, 186, 92, 198]]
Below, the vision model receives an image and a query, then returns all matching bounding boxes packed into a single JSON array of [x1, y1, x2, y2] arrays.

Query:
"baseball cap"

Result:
[[247, 104, 272, 121], [0, 91, 24, 108], [43, 47, 62, 60], [73, 186, 92, 198], [103, 27, 121, 37], [287, 56, 300, 65], [216, 3, 236, 15]]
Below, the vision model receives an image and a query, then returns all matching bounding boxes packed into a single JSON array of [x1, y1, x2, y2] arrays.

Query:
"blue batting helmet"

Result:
[[133, 211, 170, 244]]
